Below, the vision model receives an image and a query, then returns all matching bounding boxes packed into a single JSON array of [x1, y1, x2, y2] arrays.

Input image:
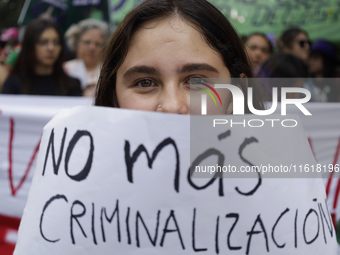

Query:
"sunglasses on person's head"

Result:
[[298, 40, 311, 48]]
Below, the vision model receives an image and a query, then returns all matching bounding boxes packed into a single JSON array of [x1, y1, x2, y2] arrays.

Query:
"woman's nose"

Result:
[[47, 42, 56, 51], [159, 85, 189, 114], [88, 44, 95, 51]]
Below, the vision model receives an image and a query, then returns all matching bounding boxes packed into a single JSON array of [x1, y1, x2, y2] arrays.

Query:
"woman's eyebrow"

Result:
[[179, 63, 219, 74], [123, 65, 160, 78], [123, 63, 219, 79]]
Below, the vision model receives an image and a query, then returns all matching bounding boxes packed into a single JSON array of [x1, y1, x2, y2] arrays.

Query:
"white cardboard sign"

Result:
[[14, 106, 337, 254]]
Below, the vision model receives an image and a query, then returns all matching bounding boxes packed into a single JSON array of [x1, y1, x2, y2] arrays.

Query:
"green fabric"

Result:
[[109, 0, 340, 43], [211, 0, 340, 43], [5, 49, 20, 67], [18, 0, 340, 42]]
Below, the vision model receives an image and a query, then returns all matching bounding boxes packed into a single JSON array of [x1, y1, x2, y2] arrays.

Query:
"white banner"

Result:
[[273, 103, 340, 226], [0, 95, 92, 218], [0, 95, 340, 253], [13, 106, 337, 254], [0, 95, 92, 254]]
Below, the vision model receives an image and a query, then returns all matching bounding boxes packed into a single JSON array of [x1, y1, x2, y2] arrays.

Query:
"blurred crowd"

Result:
[[0, 18, 339, 102], [243, 28, 340, 102], [0, 18, 108, 97]]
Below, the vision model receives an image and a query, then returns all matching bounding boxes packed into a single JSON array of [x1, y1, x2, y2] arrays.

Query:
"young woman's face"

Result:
[[76, 28, 104, 69], [35, 28, 61, 68], [115, 16, 232, 115], [246, 35, 271, 69], [309, 52, 324, 76], [284, 32, 310, 62]]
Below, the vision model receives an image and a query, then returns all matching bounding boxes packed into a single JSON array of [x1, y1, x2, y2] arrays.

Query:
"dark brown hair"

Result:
[[245, 33, 273, 54], [11, 19, 73, 95], [95, 0, 265, 112], [278, 27, 308, 50], [258, 53, 308, 78]]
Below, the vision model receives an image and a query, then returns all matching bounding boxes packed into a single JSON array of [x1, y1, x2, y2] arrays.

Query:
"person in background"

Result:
[[1, 19, 82, 96], [0, 64, 7, 92], [244, 33, 273, 74], [308, 39, 340, 102], [278, 27, 310, 62], [258, 53, 308, 101], [64, 19, 109, 97], [0, 28, 19, 65], [0, 28, 19, 92], [4, 44, 21, 70], [309, 39, 339, 78]]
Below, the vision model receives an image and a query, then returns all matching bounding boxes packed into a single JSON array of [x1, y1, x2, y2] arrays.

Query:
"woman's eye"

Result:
[[184, 77, 201, 85], [185, 77, 209, 87], [38, 40, 48, 46], [53, 40, 61, 46], [249, 45, 257, 51], [137, 79, 155, 88]]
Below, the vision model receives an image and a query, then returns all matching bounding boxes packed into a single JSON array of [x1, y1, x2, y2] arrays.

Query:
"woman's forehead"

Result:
[[39, 28, 59, 38], [79, 28, 102, 41], [131, 16, 201, 45], [123, 17, 221, 65], [116, 16, 228, 80]]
